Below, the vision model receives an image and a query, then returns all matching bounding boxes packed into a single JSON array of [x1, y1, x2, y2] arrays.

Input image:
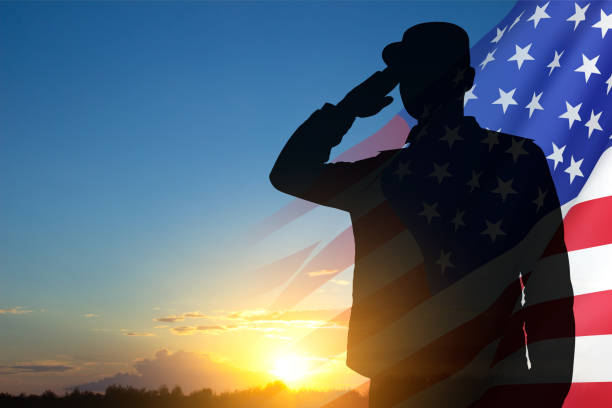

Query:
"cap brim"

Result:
[[382, 41, 408, 68]]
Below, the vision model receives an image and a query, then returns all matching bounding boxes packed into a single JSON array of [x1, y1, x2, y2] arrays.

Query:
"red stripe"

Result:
[[564, 382, 612, 406], [563, 196, 612, 252]]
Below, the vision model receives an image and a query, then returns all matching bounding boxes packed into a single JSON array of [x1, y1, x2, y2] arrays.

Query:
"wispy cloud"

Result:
[[124, 332, 155, 337], [83, 313, 99, 318], [0, 361, 75, 374], [0, 306, 32, 315], [306, 269, 338, 277], [170, 325, 232, 336], [167, 309, 348, 336], [153, 311, 213, 323], [330, 279, 350, 285]]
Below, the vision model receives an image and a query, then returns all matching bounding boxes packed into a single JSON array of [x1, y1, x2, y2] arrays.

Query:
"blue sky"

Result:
[[0, 1, 516, 393]]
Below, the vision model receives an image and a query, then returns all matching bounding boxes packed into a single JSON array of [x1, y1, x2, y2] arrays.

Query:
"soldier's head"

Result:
[[383, 22, 475, 120]]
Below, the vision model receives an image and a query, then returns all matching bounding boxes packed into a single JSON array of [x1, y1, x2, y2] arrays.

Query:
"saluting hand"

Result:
[[337, 66, 399, 118]]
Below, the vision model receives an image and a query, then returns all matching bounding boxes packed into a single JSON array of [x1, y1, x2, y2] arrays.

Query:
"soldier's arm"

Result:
[[270, 69, 398, 210], [269, 102, 361, 210]]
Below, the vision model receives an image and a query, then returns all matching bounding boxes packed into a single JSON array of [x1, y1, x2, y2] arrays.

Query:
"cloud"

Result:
[[71, 349, 273, 393], [124, 332, 155, 337], [306, 269, 338, 277], [154, 316, 184, 323], [153, 311, 213, 323], [167, 309, 348, 336], [227, 309, 344, 323], [170, 325, 230, 336], [0, 306, 32, 315], [83, 313, 99, 318], [330, 279, 350, 285], [1, 364, 74, 374]]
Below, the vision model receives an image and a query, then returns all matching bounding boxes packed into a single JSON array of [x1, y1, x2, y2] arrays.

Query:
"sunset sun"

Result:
[[271, 354, 311, 385]]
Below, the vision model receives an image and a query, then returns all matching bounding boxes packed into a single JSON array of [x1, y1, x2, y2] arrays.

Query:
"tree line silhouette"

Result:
[[0, 381, 367, 408]]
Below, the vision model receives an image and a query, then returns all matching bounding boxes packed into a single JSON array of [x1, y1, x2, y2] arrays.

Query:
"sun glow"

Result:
[[271, 354, 311, 385]]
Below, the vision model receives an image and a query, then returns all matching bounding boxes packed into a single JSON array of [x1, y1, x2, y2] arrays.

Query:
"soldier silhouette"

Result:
[[270, 23, 574, 408]]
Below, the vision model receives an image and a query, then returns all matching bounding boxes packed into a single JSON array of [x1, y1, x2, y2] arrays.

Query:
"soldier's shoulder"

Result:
[[496, 131, 545, 156]]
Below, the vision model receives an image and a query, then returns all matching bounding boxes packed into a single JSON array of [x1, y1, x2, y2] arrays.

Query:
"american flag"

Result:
[[254, 1, 612, 406]]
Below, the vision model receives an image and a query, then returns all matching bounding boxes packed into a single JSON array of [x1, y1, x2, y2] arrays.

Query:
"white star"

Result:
[[466, 170, 483, 192], [492, 88, 518, 114], [481, 129, 500, 151], [393, 160, 412, 181], [564, 156, 584, 184], [546, 142, 566, 170], [575, 53, 601, 83], [479, 49, 496, 70], [585, 110, 603, 138], [508, 43, 535, 69], [567, 2, 590, 30], [482, 219, 506, 243], [464, 84, 478, 107], [436, 249, 455, 275], [559, 101, 583, 129], [451, 209, 466, 231], [509, 10, 525, 31], [429, 162, 452, 184], [546, 50, 564, 76], [440, 125, 463, 148], [606, 73, 612, 94], [507, 137, 529, 163], [532, 187, 548, 213], [527, 2, 551, 28], [525, 91, 544, 118], [592, 9, 612, 38], [419, 201, 440, 224], [492, 177, 518, 201], [491, 26, 507, 44]]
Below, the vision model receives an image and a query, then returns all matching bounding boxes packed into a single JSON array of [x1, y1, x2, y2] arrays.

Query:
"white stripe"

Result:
[[562, 146, 612, 217]]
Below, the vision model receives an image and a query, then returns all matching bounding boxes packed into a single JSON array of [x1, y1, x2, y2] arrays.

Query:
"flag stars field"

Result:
[[527, 1, 551, 28], [481, 219, 506, 243], [481, 130, 500, 151], [506, 138, 528, 162], [525, 91, 544, 118], [546, 50, 564, 75], [419, 201, 441, 224], [491, 26, 507, 44], [479, 49, 497, 70], [546, 142, 566, 170], [575, 53, 601, 83], [436, 250, 455, 275], [592, 8, 612, 38], [508, 43, 535, 69], [450, 209, 466, 231], [492, 177, 518, 201], [429, 162, 453, 184], [585, 110, 603, 138], [393, 160, 412, 181], [464, 84, 478, 107], [532, 187, 547, 212], [559, 101, 583, 128], [492, 88, 518, 113], [440, 125, 463, 148], [509, 10, 525, 31], [466, 170, 483, 192], [567, 2, 590, 30], [564, 155, 585, 184]]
